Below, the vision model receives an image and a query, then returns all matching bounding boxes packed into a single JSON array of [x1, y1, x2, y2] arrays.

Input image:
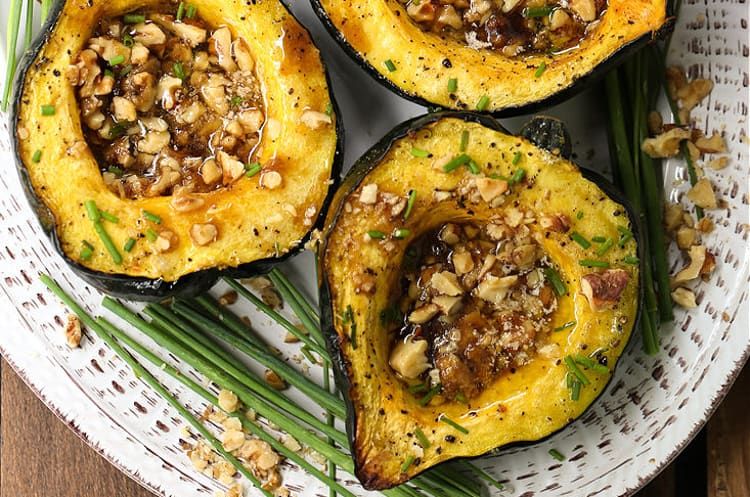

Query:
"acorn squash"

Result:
[[12, 0, 341, 299], [311, 0, 671, 114], [319, 112, 640, 489]]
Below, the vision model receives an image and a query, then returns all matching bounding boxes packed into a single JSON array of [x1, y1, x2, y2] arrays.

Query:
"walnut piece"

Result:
[[64, 314, 82, 348], [580, 269, 630, 312]]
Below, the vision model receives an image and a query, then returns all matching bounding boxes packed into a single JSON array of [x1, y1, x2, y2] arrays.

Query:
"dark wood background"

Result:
[[1, 358, 748, 497]]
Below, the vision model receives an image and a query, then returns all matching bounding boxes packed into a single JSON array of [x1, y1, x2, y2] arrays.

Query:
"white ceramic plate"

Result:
[[1, 1, 748, 496]]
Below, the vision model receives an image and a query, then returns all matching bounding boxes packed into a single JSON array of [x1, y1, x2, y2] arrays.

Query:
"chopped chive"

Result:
[[548, 448, 565, 461], [543, 267, 567, 296], [419, 384, 442, 406], [591, 236, 607, 243], [84, 200, 100, 221], [403, 190, 416, 220], [324, 102, 333, 116], [554, 320, 576, 332], [123, 237, 136, 252], [108, 165, 123, 176], [123, 13, 145, 24], [393, 228, 410, 239], [142, 210, 162, 224], [570, 232, 591, 249], [186, 4, 197, 18], [245, 162, 262, 177], [623, 255, 640, 264], [596, 237, 615, 256], [31, 149, 42, 162], [176, 2, 185, 20], [345, 304, 357, 349], [367, 230, 386, 239], [122, 33, 134, 47], [511, 167, 526, 184], [79, 246, 93, 261], [459, 130, 469, 152], [574, 354, 609, 375], [173, 61, 186, 80], [579, 259, 611, 268], [566, 372, 574, 388], [41, 104, 55, 116], [414, 427, 431, 448], [467, 159, 481, 175], [512, 151, 522, 166], [455, 391, 468, 403], [299, 345, 317, 365], [439, 415, 469, 434], [93, 221, 122, 264], [570, 379, 581, 400], [82, 240, 95, 251], [564, 355, 590, 386], [447, 78, 458, 93], [145, 228, 158, 242], [443, 154, 471, 172], [108, 54, 126, 66], [408, 383, 428, 393], [476, 95, 490, 111], [524, 6, 553, 17], [231, 96, 243, 107], [100, 211, 119, 223], [410, 147, 430, 158], [535, 61, 547, 78], [401, 455, 415, 473], [616, 225, 633, 237], [576, 211, 584, 219], [384, 59, 396, 72], [618, 233, 633, 247], [119, 65, 133, 77], [104, 69, 115, 79]]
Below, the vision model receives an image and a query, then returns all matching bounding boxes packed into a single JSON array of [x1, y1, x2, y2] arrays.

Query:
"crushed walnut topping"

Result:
[[391, 217, 558, 400], [69, 6, 265, 199], [580, 269, 630, 312], [399, 0, 606, 56]]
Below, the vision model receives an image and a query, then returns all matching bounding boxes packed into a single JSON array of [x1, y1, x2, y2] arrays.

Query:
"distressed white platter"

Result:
[[0, 0, 748, 496]]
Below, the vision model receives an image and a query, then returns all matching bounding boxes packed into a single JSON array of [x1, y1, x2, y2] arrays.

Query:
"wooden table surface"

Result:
[[2, 357, 748, 497]]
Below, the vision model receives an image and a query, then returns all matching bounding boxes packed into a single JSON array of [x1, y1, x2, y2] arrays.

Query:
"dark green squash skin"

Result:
[[310, 0, 674, 116], [318, 111, 643, 487], [10, 0, 344, 301]]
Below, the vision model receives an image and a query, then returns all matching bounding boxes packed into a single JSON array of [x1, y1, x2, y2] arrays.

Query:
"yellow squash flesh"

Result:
[[320, 114, 640, 488], [14, 0, 338, 291]]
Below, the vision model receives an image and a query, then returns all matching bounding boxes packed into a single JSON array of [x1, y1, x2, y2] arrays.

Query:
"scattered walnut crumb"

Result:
[[686, 178, 718, 209], [63, 314, 82, 348], [671, 287, 697, 308], [263, 369, 287, 390], [218, 389, 240, 413], [580, 269, 630, 312]]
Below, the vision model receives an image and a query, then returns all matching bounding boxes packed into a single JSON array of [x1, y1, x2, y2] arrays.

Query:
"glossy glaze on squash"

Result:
[[319, 112, 640, 489], [12, 0, 341, 299], [311, 0, 670, 114]]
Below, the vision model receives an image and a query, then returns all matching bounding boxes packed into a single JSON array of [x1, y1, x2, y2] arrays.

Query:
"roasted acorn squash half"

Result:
[[311, 0, 670, 114], [12, 0, 341, 299], [319, 112, 641, 489]]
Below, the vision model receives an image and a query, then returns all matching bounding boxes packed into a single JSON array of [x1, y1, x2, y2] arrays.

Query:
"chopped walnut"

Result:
[[672, 245, 709, 285], [580, 269, 630, 312], [190, 223, 218, 246], [694, 133, 726, 154], [63, 314, 82, 348], [686, 178, 717, 209], [539, 213, 570, 233], [300, 109, 332, 129], [474, 177, 508, 202], [671, 287, 697, 308], [641, 127, 691, 158], [389, 336, 431, 379], [218, 389, 240, 413], [676, 78, 713, 111], [263, 369, 287, 390]]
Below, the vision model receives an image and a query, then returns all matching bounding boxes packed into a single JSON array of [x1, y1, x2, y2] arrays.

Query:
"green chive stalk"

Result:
[[102, 297, 349, 446], [39, 275, 274, 497], [2, 0, 24, 110]]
